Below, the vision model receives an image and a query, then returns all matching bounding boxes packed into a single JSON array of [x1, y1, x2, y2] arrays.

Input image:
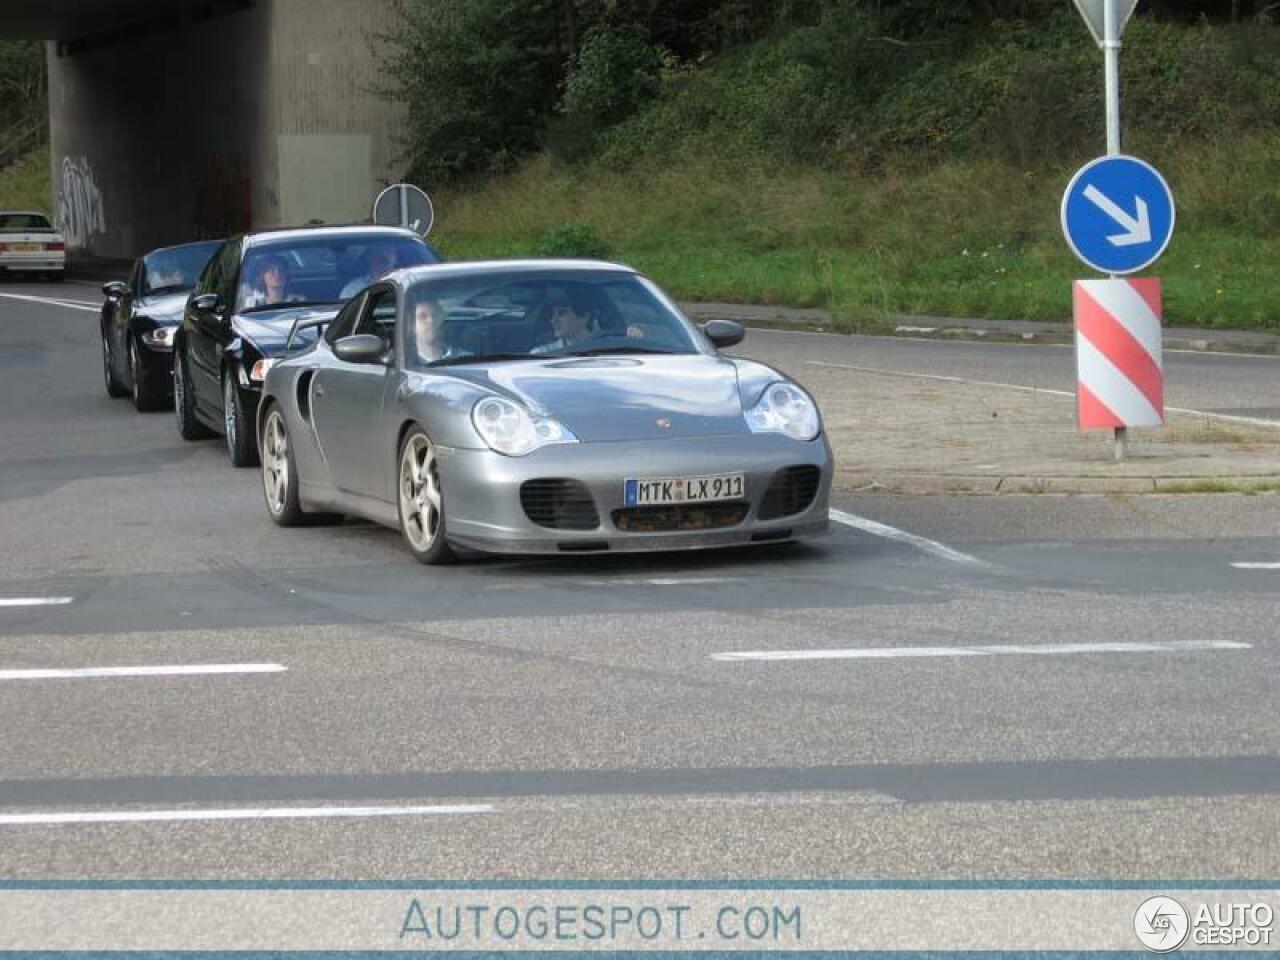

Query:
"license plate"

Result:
[[10, 243, 41, 253], [624, 473, 744, 506]]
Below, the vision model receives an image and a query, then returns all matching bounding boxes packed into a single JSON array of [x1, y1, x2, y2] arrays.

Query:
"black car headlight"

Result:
[[140, 326, 176, 348]]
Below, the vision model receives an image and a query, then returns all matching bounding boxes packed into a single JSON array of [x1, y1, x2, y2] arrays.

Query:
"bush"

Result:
[[560, 24, 664, 128], [536, 222, 612, 259]]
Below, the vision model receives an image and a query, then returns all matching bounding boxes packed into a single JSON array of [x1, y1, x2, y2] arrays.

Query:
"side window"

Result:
[[130, 259, 144, 296], [216, 242, 241, 303], [353, 288, 398, 342], [325, 294, 366, 344], [194, 243, 225, 296]]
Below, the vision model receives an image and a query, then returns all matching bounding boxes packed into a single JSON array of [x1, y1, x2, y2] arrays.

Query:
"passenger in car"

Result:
[[340, 243, 400, 299], [242, 255, 304, 309], [412, 298, 466, 362]]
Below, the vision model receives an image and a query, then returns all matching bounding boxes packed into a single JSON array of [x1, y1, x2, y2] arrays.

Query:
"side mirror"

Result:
[[333, 333, 390, 365], [102, 280, 128, 299], [191, 292, 224, 315], [702, 319, 745, 349]]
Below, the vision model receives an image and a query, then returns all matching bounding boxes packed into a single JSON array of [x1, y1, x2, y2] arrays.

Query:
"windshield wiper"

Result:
[[429, 352, 536, 367]]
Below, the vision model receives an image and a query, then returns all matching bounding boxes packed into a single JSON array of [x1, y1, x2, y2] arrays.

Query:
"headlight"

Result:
[[250, 359, 276, 382], [140, 326, 176, 348], [471, 397, 578, 456], [745, 381, 821, 441]]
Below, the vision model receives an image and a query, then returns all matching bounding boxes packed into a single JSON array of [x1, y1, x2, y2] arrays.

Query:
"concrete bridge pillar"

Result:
[[45, 0, 407, 257]]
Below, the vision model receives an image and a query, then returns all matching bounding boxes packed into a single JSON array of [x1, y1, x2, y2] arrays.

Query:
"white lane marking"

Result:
[[0, 803, 493, 827], [0, 597, 74, 608], [0, 292, 100, 313], [829, 509, 986, 568], [1231, 562, 1280, 570], [712, 640, 1251, 662], [0, 663, 286, 682], [806, 360, 1280, 429], [578, 577, 741, 587]]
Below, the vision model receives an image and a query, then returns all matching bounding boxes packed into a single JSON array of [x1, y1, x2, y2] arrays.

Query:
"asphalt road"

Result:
[[0, 280, 1277, 881]]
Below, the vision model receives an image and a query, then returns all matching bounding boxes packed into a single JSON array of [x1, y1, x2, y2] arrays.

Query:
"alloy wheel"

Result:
[[399, 433, 442, 552], [261, 410, 289, 516]]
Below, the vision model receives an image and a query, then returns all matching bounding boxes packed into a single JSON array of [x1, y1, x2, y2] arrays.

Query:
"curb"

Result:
[[680, 302, 1280, 357], [835, 472, 1280, 496]]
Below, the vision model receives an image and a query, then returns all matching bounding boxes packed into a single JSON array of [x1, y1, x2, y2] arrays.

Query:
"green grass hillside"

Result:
[[0, 147, 51, 215], [432, 12, 1280, 330]]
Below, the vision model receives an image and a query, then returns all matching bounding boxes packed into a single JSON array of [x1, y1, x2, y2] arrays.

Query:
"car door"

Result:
[[311, 285, 398, 499], [186, 240, 239, 414]]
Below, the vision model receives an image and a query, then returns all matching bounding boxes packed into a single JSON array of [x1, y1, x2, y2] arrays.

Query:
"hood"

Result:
[[446, 354, 749, 442], [233, 306, 338, 355], [135, 291, 189, 325]]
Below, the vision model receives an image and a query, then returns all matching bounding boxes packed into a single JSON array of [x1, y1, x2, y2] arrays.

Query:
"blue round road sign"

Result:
[[1061, 155, 1175, 275]]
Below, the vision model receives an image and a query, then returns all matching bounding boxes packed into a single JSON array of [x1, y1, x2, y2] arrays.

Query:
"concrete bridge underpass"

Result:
[[1, 0, 407, 258]]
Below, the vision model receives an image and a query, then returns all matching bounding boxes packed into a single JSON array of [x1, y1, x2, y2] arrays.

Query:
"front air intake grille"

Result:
[[757, 465, 821, 520], [520, 479, 600, 531], [612, 502, 749, 533]]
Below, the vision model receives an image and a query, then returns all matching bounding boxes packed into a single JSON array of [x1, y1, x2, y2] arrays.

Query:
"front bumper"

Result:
[[134, 341, 176, 396], [437, 433, 832, 555]]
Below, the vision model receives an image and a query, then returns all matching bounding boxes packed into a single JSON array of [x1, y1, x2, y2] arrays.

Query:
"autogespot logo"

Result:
[[1134, 896, 1191, 953]]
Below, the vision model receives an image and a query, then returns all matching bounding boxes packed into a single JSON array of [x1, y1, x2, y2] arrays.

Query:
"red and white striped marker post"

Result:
[[1074, 277, 1163, 440]]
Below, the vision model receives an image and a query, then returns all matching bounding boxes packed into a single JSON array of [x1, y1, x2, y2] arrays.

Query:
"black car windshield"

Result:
[[237, 235, 440, 314], [403, 270, 701, 369], [141, 241, 223, 295]]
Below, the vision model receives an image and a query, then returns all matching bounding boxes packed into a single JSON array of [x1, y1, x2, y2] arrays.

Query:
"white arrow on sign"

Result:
[[1072, 0, 1138, 47], [1083, 185, 1151, 247]]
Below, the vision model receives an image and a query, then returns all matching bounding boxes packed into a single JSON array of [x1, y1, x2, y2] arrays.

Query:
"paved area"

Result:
[[729, 328, 1280, 495], [0, 280, 1277, 883]]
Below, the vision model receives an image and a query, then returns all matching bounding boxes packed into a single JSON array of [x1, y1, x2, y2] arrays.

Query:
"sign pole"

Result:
[[1102, 0, 1127, 461]]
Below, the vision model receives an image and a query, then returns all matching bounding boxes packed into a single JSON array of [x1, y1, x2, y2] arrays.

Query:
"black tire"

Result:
[[174, 347, 214, 440], [48, 272, 64, 283], [223, 369, 259, 468], [129, 337, 166, 412], [396, 426, 456, 565], [102, 334, 128, 398], [259, 403, 343, 527]]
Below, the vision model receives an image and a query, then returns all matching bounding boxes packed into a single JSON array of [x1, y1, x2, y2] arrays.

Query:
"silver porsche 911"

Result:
[[257, 260, 831, 563]]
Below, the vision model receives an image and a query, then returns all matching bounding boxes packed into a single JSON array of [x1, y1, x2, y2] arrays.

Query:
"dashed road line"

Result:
[[712, 639, 1251, 662], [0, 663, 286, 682], [1231, 562, 1280, 570], [0, 803, 493, 827], [829, 509, 987, 567], [0, 597, 73, 608]]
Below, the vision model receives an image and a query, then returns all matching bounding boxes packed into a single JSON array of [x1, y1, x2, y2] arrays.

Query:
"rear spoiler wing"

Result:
[[284, 312, 332, 355]]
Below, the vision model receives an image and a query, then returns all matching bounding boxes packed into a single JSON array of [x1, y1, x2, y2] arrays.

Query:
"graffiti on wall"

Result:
[[57, 156, 106, 250]]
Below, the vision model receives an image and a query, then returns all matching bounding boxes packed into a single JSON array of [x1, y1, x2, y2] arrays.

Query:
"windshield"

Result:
[[403, 270, 701, 369], [141, 241, 222, 295], [0, 213, 53, 233], [237, 235, 439, 314]]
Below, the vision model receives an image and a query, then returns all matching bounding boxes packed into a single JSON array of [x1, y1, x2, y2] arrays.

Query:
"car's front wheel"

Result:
[[397, 427, 454, 565], [102, 335, 128, 398], [129, 337, 165, 412], [223, 370, 259, 468], [174, 347, 214, 440], [260, 404, 342, 527]]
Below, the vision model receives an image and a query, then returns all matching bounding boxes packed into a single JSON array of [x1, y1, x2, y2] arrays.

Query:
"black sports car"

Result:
[[173, 225, 441, 467], [100, 239, 223, 410]]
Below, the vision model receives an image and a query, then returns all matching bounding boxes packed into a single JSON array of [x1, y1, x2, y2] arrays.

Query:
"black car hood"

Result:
[[233, 306, 339, 355], [136, 291, 189, 325]]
